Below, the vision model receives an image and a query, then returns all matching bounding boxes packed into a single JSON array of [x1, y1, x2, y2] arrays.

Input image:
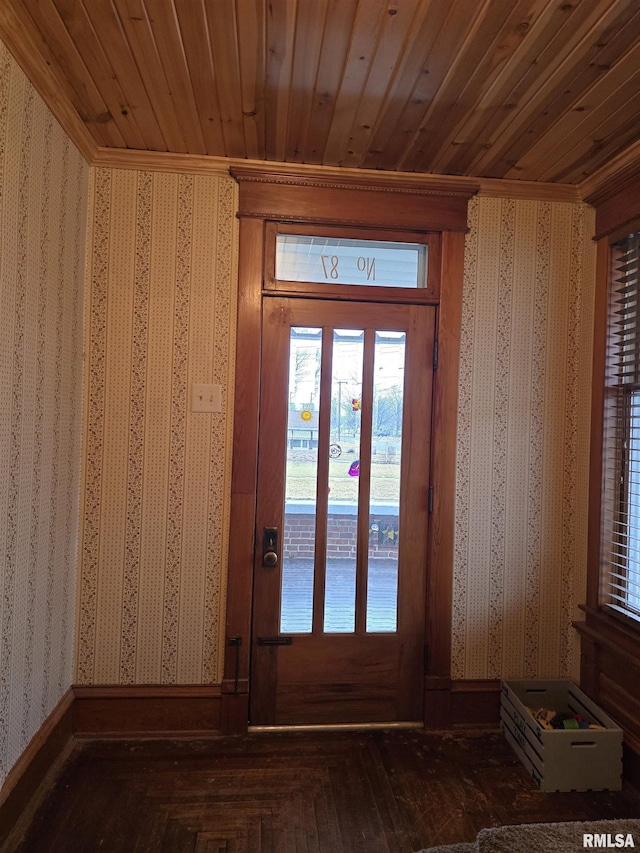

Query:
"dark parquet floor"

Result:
[[8, 728, 640, 853]]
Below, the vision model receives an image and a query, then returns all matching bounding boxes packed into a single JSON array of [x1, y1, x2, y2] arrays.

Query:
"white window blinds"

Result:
[[603, 231, 640, 621]]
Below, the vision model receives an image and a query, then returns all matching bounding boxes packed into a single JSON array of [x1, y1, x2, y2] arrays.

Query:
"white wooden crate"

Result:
[[501, 680, 622, 792]]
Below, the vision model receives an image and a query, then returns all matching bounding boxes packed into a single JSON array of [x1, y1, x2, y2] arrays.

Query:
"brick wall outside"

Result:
[[284, 514, 399, 560]]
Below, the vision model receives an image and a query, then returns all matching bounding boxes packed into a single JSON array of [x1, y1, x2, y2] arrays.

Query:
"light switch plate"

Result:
[[192, 383, 222, 413]]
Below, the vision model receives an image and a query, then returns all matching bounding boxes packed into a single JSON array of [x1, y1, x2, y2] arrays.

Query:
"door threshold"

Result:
[[248, 721, 424, 733]]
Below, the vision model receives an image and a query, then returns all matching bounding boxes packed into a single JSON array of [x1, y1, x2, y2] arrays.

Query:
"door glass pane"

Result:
[[367, 332, 405, 632], [280, 327, 322, 633], [324, 330, 364, 632]]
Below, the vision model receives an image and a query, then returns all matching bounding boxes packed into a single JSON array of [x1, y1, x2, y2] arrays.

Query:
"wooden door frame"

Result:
[[221, 167, 478, 733]]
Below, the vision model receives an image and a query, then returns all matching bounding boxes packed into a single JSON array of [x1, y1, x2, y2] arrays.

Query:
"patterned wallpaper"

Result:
[[453, 196, 596, 681], [76, 182, 595, 688], [77, 167, 238, 685], [0, 41, 88, 785]]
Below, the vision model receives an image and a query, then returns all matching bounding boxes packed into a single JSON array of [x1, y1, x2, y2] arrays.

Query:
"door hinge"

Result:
[[433, 338, 439, 371], [228, 636, 242, 693], [424, 643, 429, 674], [428, 485, 434, 514]]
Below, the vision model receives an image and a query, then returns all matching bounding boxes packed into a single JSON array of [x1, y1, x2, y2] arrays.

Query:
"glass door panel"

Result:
[[280, 327, 322, 634], [324, 330, 364, 632], [367, 332, 406, 632], [279, 323, 409, 636]]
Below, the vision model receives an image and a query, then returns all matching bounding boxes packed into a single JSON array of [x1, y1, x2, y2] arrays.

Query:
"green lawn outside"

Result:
[[286, 458, 400, 501]]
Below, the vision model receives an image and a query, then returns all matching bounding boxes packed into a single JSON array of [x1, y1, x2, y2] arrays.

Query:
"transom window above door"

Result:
[[264, 224, 440, 302], [276, 234, 427, 289]]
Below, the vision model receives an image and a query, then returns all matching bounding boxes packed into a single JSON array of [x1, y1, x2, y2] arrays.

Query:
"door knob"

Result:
[[263, 550, 278, 567]]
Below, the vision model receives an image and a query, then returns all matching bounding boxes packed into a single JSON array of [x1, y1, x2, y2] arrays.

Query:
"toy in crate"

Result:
[[500, 680, 622, 792], [529, 705, 605, 731]]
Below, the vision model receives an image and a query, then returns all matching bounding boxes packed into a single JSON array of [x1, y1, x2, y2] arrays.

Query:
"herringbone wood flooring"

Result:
[[10, 729, 640, 852]]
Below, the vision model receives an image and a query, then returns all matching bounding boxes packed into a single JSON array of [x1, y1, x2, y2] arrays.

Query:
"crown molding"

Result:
[[90, 147, 591, 203], [93, 148, 480, 196], [230, 163, 480, 198], [477, 177, 581, 203], [91, 147, 232, 177], [580, 139, 640, 207], [62, 137, 640, 208]]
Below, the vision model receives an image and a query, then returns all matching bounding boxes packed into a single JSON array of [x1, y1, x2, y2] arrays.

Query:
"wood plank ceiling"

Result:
[[3, 0, 640, 186]]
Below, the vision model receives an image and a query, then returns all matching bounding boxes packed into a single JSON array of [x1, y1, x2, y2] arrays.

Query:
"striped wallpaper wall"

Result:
[[75, 183, 596, 688], [453, 196, 596, 680], [0, 40, 88, 786], [77, 167, 238, 685]]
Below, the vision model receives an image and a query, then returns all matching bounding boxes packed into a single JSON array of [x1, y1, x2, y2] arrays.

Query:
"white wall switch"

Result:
[[192, 383, 222, 413]]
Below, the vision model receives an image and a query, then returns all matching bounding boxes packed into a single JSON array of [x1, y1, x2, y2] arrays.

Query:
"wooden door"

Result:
[[250, 298, 436, 725]]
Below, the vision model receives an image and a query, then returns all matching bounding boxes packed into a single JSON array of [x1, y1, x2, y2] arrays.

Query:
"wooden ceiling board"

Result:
[[283, 0, 327, 162], [20, 0, 127, 149], [321, 0, 393, 166], [400, 0, 536, 173], [339, 0, 425, 169], [172, 0, 226, 157], [0, 0, 97, 160], [70, 0, 170, 152], [285, 0, 328, 161], [456, 0, 631, 178], [397, 0, 521, 173], [2, 0, 640, 192], [367, 0, 487, 172], [204, 0, 248, 158], [360, 0, 455, 171], [427, 0, 573, 175], [141, 0, 209, 153], [439, 0, 616, 179], [296, 0, 360, 166], [581, 137, 640, 201], [93, 30, 170, 151], [104, 0, 186, 152], [519, 39, 640, 182], [264, 0, 296, 162], [503, 3, 640, 181], [476, 0, 640, 179], [557, 105, 640, 184], [235, 0, 266, 161]]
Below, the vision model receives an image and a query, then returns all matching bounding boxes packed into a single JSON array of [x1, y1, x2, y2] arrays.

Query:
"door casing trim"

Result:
[[223, 168, 474, 731]]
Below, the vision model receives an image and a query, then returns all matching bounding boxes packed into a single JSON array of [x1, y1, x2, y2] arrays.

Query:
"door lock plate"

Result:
[[262, 527, 279, 567]]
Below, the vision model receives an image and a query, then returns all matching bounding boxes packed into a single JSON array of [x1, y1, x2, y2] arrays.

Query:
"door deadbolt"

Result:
[[262, 527, 279, 567]]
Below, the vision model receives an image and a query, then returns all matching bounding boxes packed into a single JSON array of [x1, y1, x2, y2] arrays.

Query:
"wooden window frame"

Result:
[[575, 174, 640, 771], [598, 233, 640, 627], [585, 217, 640, 619], [221, 167, 478, 732]]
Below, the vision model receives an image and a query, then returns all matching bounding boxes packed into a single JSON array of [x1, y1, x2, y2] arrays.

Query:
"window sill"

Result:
[[576, 604, 640, 662], [602, 604, 640, 631]]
